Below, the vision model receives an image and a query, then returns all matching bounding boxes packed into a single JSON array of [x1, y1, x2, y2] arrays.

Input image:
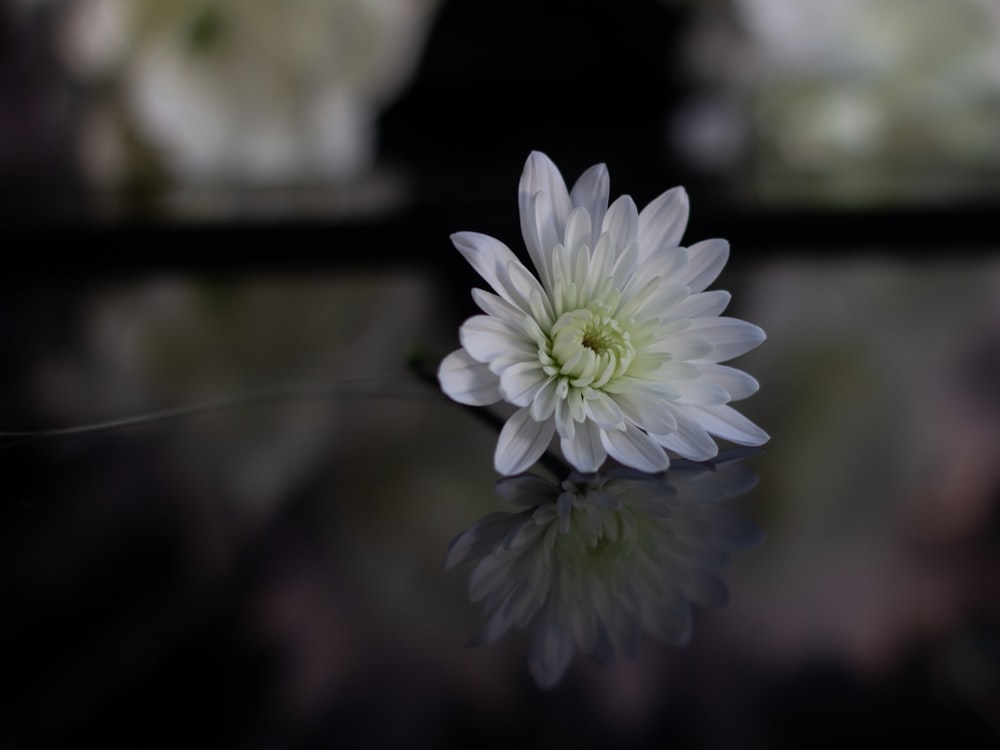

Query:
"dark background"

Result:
[[2, 1, 1000, 748]]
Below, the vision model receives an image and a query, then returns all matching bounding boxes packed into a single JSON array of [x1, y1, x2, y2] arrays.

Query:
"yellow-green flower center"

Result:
[[541, 304, 635, 390]]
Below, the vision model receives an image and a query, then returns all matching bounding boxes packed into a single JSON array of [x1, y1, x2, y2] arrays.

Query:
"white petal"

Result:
[[563, 206, 592, 255], [520, 314, 549, 349], [459, 315, 534, 364], [674, 239, 730, 293], [628, 283, 691, 322], [530, 378, 560, 421], [602, 194, 638, 255], [497, 260, 555, 329], [691, 404, 769, 445], [555, 397, 576, 441], [611, 241, 639, 290], [670, 377, 731, 405], [651, 410, 718, 461], [637, 186, 689, 263], [451, 232, 534, 312], [616, 275, 664, 321], [520, 152, 572, 288], [500, 361, 550, 406], [570, 163, 610, 245], [613, 387, 678, 434], [631, 360, 701, 383], [600, 424, 670, 472], [438, 349, 502, 406], [495, 407, 556, 475], [672, 290, 731, 319], [471, 288, 524, 325], [699, 364, 759, 400], [521, 192, 554, 292], [639, 245, 689, 284], [686, 318, 766, 362], [551, 242, 573, 296], [582, 390, 626, 430], [617, 247, 687, 311], [645, 334, 713, 361], [582, 233, 615, 302], [560, 419, 607, 473]]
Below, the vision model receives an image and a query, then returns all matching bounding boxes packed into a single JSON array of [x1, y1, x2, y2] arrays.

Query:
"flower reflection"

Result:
[[446, 451, 763, 688]]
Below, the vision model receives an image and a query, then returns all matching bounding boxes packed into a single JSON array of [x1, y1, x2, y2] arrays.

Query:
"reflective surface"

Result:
[[3, 259, 1000, 748]]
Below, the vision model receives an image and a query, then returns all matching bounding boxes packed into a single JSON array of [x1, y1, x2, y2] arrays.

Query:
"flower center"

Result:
[[541, 305, 635, 390]]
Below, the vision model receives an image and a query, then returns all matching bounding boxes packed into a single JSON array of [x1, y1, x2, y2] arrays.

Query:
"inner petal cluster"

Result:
[[540, 303, 635, 391]]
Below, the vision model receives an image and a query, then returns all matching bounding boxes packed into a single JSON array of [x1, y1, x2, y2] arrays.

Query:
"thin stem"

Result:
[[0, 376, 433, 442]]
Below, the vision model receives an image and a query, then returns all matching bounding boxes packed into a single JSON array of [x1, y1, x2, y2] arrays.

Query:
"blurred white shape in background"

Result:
[[675, 0, 1000, 204], [54, 0, 440, 189]]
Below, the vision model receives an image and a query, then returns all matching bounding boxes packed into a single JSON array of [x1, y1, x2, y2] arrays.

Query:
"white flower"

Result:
[[438, 152, 769, 475], [445, 460, 764, 688]]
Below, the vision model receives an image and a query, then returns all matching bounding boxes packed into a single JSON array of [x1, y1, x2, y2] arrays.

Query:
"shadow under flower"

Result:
[[446, 449, 765, 688]]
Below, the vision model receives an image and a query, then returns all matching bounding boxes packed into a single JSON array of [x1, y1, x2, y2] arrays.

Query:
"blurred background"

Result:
[[2, 0, 1000, 747]]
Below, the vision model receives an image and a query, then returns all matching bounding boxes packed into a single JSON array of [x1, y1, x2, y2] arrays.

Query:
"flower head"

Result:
[[439, 152, 768, 475]]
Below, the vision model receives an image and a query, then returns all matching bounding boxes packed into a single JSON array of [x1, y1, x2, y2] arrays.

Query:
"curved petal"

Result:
[[530, 378, 560, 421], [519, 152, 572, 290], [637, 244, 689, 284], [626, 283, 691, 323], [699, 364, 760, 401], [670, 377, 732, 405], [451, 231, 534, 313], [570, 163, 609, 245], [560, 419, 607, 473], [644, 334, 713, 362], [438, 349, 503, 406], [651, 409, 719, 461], [686, 318, 766, 362], [554, 397, 576, 441], [637, 186, 689, 263], [602, 194, 639, 257], [691, 404, 770, 445], [674, 239, 730, 293], [471, 288, 524, 325], [672, 290, 731, 320], [495, 407, 556, 475], [500, 360, 550, 407], [497, 259, 555, 329], [618, 248, 687, 311], [563, 206, 593, 256], [459, 314, 534, 364], [582, 390, 626, 430], [521, 192, 554, 292], [601, 424, 670, 472], [613, 386, 678, 435]]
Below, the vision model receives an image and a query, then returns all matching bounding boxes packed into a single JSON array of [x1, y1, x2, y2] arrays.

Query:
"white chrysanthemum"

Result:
[[439, 152, 769, 475], [446, 462, 764, 688]]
